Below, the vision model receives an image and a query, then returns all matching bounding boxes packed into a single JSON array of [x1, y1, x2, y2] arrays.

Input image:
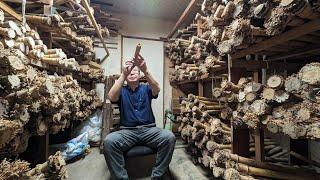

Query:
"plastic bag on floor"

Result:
[[73, 109, 103, 143], [51, 132, 90, 161]]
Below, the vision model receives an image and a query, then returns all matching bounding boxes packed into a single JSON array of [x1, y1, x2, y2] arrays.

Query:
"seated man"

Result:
[[104, 54, 176, 180]]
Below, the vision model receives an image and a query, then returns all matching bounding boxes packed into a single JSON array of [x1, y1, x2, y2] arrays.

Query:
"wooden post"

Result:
[[229, 59, 250, 157], [197, 19, 203, 36], [253, 55, 265, 162], [228, 54, 232, 82], [198, 81, 203, 97], [197, 18, 204, 98], [100, 76, 114, 152], [37, 1, 53, 161], [254, 128, 264, 162], [43, 0, 53, 15]]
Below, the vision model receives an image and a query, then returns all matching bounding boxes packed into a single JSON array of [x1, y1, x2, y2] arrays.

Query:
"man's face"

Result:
[[126, 66, 140, 83]]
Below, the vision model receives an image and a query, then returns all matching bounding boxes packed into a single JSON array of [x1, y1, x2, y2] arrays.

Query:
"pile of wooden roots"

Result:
[[166, 38, 227, 83], [177, 94, 319, 179], [197, 0, 320, 55], [0, 151, 67, 180], [0, 48, 102, 157], [0, 10, 104, 82], [166, 0, 320, 83], [211, 62, 320, 139]]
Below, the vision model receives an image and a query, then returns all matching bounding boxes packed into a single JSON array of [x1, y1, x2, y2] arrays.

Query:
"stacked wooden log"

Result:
[[176, 23, 197, 39], [0, 14, 104, 82], [197, 0, 320, 55], [176, 93, 318, 179], [60, 10, 110, 39], [0, 151, 67, 179], [209, 149, 318, 179], [177, 94, 235, 177], [166, 38, 227, 83], [168, 0, 320, 62], [249, 138, 290, 165], [166, 38, 208, 66], [92, 5, 120, 37], [170, 63, 207, 82], [0, 49, 102, 156], [220, 63, 320, 139], [22, 13, 95, 63]]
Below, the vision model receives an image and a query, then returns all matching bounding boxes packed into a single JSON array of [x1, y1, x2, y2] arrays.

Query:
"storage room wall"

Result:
[[95, 13, 175, 127]]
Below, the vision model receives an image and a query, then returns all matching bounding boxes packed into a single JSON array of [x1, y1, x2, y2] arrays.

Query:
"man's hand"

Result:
[[134, 54, 147, 73], [123, 60, 134, 77]]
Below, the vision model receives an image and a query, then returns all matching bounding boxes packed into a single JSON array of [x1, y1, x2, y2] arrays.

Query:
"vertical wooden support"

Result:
[[254, 128, 265, 162], [121, 35, 124, 72], [100, 76, 114, 152], [197, 19, 203, 97], [262, 55, 267, 85], [43, 0, 53, 15], [34, 1, 54, 161], [252, 56, 265, 162], [228, 54, 232, 82], [229, 55, 250, 157], [197, 19, 203, 35], [198, 81, 204, 97]]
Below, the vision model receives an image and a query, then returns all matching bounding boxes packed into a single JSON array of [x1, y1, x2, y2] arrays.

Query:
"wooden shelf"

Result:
[[29, 61, 103, 84], [261, 124, 320, 142], [230, 19, 320, 61]]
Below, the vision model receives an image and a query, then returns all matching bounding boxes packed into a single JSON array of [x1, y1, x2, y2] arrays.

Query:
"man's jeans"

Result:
[[103, 126, 176, 180]]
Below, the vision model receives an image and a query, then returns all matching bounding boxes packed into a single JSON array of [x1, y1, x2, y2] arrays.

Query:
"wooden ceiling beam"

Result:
[[231, 19, 320, 59], [166, 0, 198, 39], [0, 1, 22, 21]]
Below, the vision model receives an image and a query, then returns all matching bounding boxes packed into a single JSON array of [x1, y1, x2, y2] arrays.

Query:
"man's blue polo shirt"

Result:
[[118, 84, 158, 127]]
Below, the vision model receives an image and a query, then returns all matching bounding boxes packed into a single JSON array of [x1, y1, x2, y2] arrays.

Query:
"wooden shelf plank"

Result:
[[231, 19, 320, 59]]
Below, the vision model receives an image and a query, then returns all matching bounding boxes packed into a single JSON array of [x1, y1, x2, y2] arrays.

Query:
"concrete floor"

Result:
[[66, 146, 211, 180], [66, 148, 111, 180]]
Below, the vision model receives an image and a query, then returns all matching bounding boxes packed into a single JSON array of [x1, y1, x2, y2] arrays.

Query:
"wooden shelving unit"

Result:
[[167, 0, 320, 178]]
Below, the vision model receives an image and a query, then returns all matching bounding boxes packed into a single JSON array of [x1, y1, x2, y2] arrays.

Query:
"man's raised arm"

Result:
[[108, 61, 133, 102], [135, 55, 160, 96]]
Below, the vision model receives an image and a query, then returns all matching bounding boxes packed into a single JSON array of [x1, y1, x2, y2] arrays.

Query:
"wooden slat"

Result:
[[198, 81, 203, 96], [0, 1, 22, 21], [254, 128, 265, 162], [231, 19, 320, 59], [81, 0, 110, 61], [167, 0, 198, 39], [43, 0, 53, 15]]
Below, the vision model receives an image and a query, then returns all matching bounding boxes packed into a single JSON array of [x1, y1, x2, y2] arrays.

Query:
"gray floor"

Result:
[[66, 147, 211, 180], [66, 148, 111, 180]]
